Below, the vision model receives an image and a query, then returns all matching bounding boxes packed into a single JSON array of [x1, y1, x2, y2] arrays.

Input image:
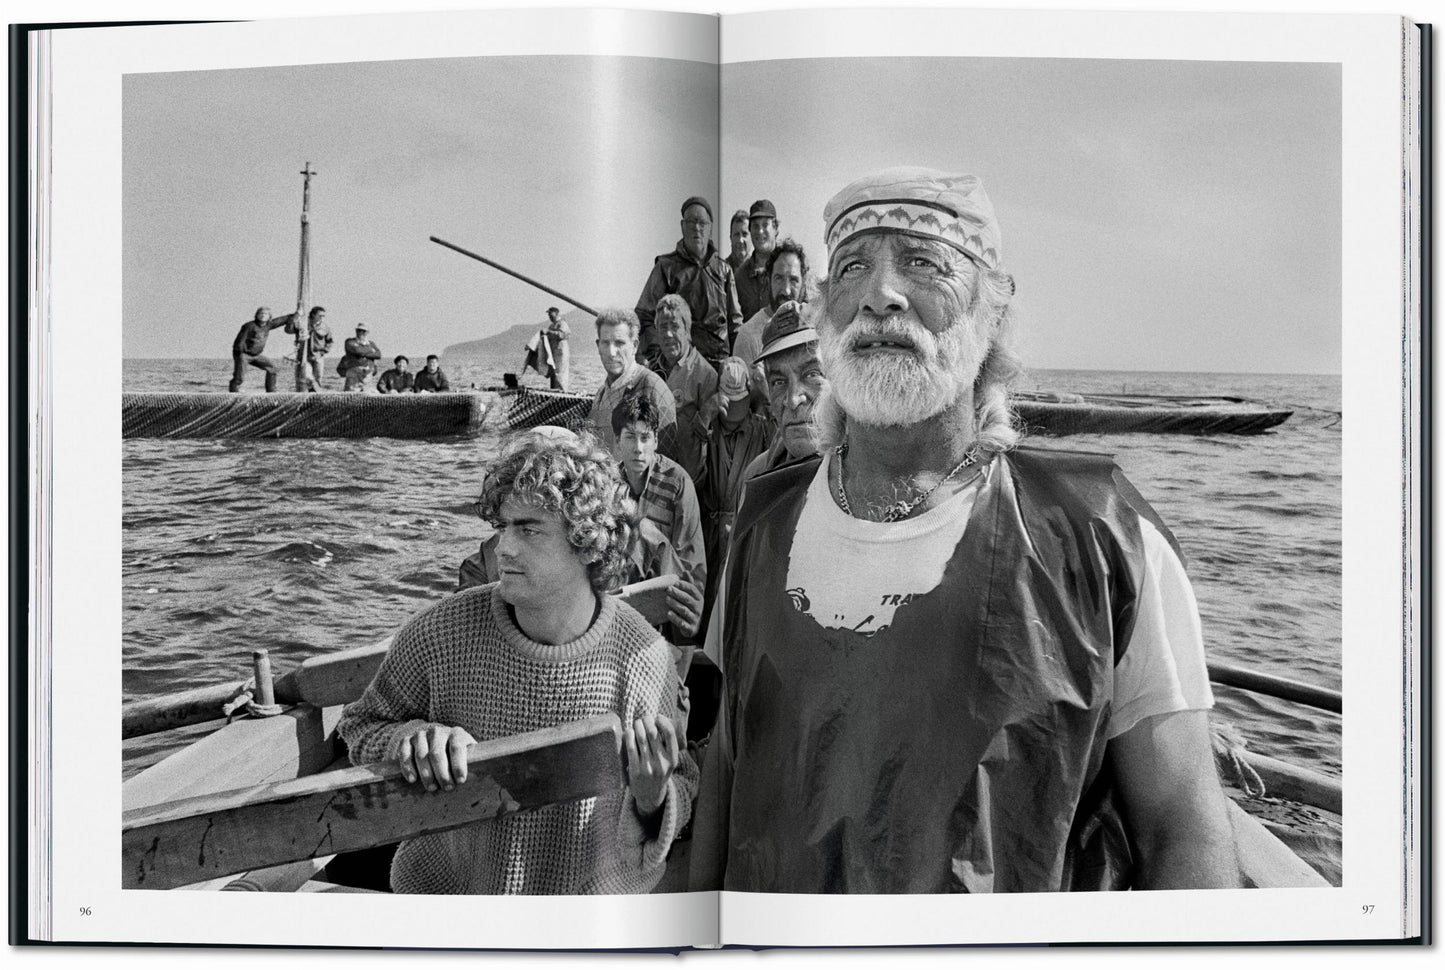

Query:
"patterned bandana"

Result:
[[823, 167, 1001, 270]]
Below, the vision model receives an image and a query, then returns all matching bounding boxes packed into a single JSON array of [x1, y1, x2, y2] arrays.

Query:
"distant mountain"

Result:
[[444, 308, 592, 358]]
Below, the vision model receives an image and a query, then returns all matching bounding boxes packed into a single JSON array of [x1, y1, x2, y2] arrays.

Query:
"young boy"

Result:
[[339, 433, 696, 894]]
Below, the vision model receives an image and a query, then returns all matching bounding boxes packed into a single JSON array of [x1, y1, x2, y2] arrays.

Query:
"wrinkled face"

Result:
[[769, 252, 804, 310], [819, 233, 991, 428], [749, 216, 778, 254], [730, 220, 751, 257], [656, 307, 691, 362], [680, 204, 711, 258], [595, 322, 636, 378], [765, 343, 827, 459], [616, 421, 659, 480], [493, 494, 590, 611]]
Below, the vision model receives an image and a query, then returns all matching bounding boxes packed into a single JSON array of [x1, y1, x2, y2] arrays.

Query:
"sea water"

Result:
[[120, 355, 1344, 883]]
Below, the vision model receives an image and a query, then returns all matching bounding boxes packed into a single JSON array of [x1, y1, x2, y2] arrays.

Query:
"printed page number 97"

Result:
[[1361, 905, 1375, 914]]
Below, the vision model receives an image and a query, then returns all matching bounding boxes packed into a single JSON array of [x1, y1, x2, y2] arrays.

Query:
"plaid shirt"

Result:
[[625, 453, 706, 593]]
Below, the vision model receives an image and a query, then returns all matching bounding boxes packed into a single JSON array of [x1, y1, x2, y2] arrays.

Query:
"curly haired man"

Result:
[[339, 432, 696, 894]]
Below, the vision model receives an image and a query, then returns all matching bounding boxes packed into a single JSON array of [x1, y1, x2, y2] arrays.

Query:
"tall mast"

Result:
[[293, 162, 317, 391]]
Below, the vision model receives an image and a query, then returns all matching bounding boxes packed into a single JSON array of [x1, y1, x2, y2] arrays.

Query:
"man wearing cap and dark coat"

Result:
[[734, 199, 780, 323], [691, 167, 1238, 895], [635, 196, 743, 369], [739, 300, 828, 486], [228, 306, 290, 392], [339, 324, 382, 391]]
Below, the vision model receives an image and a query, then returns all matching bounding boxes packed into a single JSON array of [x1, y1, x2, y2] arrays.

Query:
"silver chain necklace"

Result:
[[834, 441, 982, 522]]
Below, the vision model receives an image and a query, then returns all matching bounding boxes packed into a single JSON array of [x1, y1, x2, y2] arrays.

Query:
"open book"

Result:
[[17, 4, 1428, 950]]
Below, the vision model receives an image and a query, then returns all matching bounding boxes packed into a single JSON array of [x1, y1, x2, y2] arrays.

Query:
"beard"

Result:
[[818, 307, 992, 429]]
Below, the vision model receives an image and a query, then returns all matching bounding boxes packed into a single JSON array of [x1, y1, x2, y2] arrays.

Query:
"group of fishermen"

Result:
[[334, 167, 1241, 896], [229, 310, 451, 393]]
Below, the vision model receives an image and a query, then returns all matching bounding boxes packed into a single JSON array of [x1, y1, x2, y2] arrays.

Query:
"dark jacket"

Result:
[[412, 368, 451, 392], [284, 315, 334, 358], [339, 336, 382, 375], [376, 368, 414, 393], [232, 316, 288, 357], [635, 241, 743, 365]]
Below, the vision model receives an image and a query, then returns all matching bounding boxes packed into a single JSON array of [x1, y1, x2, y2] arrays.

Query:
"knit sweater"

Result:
[[337, 585, 696, 895]]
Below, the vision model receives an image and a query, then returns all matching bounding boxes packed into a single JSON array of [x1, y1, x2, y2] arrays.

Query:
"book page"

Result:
[[41, 7, 722, 950], [714, 6, 1416, 946]]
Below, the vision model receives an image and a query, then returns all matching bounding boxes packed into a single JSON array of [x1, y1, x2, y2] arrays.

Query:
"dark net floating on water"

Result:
[[121, 387, 1293, 439], [122, 391, 489, 439], [120, 357, 1342, 882]]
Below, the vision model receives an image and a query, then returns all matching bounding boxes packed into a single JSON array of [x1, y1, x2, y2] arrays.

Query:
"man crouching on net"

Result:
[[339, 432, 696, 894]]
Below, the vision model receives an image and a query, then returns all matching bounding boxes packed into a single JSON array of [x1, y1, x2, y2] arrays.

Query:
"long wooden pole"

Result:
[[430, 236, 598, 316], [1206, 660, 1342, 714], [293, 163, 316, 391]]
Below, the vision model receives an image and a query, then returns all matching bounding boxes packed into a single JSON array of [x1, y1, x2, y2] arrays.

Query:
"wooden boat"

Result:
[[121, 574, 1336, 894], [121, 390, 489, 440], [1014, 392, 1293, 435]]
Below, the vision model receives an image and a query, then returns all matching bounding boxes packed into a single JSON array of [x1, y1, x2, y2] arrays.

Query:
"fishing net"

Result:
[[122, 392, 487, 439], [497, 386, 593, 431], [1013, 399, 1294, 436]]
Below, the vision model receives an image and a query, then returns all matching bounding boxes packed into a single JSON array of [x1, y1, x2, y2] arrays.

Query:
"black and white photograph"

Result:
[[20, 2, 1424, 953]]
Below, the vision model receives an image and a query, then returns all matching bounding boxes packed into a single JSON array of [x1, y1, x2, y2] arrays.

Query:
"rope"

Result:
[[1211, 722, 1266, 798], [220, 679, 285, 723]]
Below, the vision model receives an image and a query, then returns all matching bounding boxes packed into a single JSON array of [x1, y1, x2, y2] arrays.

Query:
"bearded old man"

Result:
[[691, 168, 1237, 894]]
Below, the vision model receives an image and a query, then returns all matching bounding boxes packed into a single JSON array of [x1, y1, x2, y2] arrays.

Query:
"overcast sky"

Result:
[[124, 54, 1339, 373], [723, 57, 1341, 375], [122, 55, 718, 359]]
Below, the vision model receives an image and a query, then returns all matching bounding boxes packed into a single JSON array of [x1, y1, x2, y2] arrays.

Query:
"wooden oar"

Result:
[[121, 578, 680, 739], [122, 714, 623, 890], [1207, 661, 1341, 713]]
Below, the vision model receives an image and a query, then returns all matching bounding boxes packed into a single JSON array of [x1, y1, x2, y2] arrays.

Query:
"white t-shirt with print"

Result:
[[709, 457, 1212, 740]]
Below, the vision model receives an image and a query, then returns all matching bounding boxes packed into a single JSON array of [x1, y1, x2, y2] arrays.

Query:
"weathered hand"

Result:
[[666, 578, 703, 638], [771, 301, 800, 329], [623, 714, 681, 817], [397, 724, 477, 792]]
